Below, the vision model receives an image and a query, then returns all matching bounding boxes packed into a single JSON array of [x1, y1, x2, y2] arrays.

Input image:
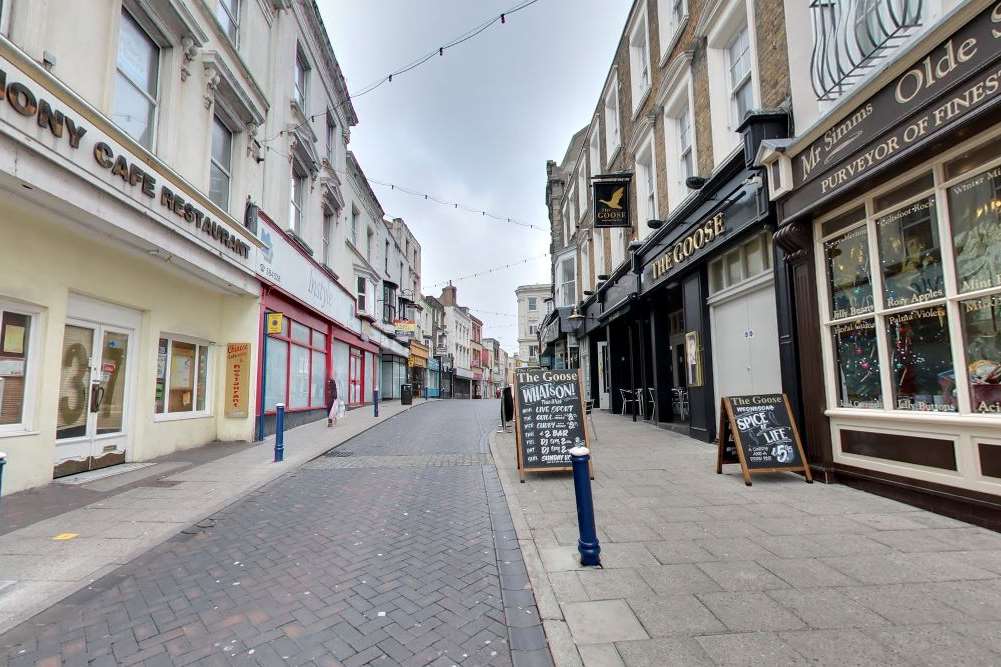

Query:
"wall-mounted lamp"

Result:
[[647, 219, 664, 230], [686, 176, 707, 190], [597, 274, 609, 281]]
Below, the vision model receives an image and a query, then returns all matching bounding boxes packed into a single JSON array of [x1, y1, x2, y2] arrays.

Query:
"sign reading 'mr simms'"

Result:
[[791, 1, 1001, 201], [0, 59, 252, 259], [592, 175, 632, 228]]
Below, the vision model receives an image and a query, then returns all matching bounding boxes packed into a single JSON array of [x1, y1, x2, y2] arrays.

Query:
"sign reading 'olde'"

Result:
[[513, 368, 591, 481], [789, 1, 1001, 204], [717, 394, 812, 486], [592, 175, 632, 228]]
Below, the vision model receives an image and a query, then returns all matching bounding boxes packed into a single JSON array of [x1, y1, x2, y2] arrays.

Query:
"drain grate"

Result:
[[325, 449, 354, 457]]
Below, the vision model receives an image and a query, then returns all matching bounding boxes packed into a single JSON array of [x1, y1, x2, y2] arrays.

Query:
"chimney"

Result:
[[439, 281, 457, 306]]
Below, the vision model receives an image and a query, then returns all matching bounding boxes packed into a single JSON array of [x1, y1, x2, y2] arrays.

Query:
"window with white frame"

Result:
[[816, 133, 1001, 415], [635, 133, 658, 240], [321, 211, 333, 265], [657, 0, 688, 61], [603, 81, 621, 164], [293, 47, 309, 110], [594, 228, 606, 277], [326, 114, 336, 164], [0, 305, 36, 430], [558, 255, 576, 307], [209, 114, 232, 210], [727, 26, 754, 126], [577, 167, 587, 220], [113, 9, 159, 149], [708, 232, 772, 294], [154, 337, 211, 416], [610, 228, 626, 269], [528, 297, 537, 311], [562, 199, 571, 246], [706, 2, 758, 163], [289, 165, 305, 234], [350, 206, 359, 246], [628, 7, 651, 113], [589, 125, 601, 181], [215, 0, 240, 46], [356, 276, 367, 313], [366, 227, 373, 262], [663, 72, 697, 212], [581, 238, 592, 292]]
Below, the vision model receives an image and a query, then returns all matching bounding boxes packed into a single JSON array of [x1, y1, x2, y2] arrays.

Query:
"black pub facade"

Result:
[[759, 0, 1001, 526], [581, 112, 795, 443]]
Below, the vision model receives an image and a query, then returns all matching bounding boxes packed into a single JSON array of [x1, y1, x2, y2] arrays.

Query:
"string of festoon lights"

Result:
[[468, 308, 519, 318], [262, 0, 543, 144], [426, 253, 549, 288], [260, 144, 541, 233]]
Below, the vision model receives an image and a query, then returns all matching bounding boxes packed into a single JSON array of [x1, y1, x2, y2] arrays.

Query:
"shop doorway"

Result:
[[597, 341, 610, 408], [54, 297, 138, 477], [349, 348, 363, 405]]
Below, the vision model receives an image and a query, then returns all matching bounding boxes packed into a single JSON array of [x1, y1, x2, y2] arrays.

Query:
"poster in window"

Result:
[[832, 318, 881, 408], [948, 164, 1001, 293], [824, 226, 875, 319], [886, 306, 956, 412], [876, 196, 944, 308], [685, 331, 702, 387], [225, 343, 250, 418], [961, 294, 1001, 414], [2, 325, 24, 355]]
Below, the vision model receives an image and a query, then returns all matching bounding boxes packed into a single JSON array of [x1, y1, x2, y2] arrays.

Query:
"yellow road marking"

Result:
[[52, 532, 79, 541]]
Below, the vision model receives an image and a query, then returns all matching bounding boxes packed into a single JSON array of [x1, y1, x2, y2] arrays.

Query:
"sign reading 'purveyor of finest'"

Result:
[[513, 368, 587, 472]]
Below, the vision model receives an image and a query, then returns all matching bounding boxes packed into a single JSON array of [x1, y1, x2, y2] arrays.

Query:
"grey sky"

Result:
[[317, 0, 628, 352]]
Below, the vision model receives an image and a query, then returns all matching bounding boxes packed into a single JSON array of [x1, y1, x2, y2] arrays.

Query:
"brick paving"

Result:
[[0, 400, 550, 667]]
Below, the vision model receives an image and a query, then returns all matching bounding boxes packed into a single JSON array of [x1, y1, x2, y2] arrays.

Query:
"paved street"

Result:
[[493, 409, 1001, 667], [0, 400, 550, 667]]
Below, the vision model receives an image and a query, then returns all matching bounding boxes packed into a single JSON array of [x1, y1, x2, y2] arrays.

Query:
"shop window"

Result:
[[886, 306, 955, 412], [947, 162, 1001, 294], [265, 317, 327, 412], [961, 294, 1001, 414], [0, 308, 33, 429], [209, 114, 233, 211], [155, 337, 210, 416], [114, 9, 159, 149], [709, 233, 772, 294], [215, 0, 240, 46], [832, 318, 882, 408], [875, 194, 944, 308], [823, 223, 875, 319]]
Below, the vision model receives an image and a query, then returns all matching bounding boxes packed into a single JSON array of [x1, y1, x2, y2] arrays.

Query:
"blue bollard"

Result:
[[0, 451, 6, 503], [373, 388, 379, 417], [274, 404, 285, 463], [570, 447, 601, 566]]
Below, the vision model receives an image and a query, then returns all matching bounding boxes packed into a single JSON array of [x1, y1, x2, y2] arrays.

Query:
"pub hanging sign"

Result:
[[592, 174, 632, 229]]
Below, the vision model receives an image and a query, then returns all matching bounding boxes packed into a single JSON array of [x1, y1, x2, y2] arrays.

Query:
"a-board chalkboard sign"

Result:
[[716, 394, 812, 486], [513, 368, 592, 482]]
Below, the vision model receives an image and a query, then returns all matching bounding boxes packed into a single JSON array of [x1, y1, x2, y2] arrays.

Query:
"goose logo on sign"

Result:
[[593, 175, 632, 228]]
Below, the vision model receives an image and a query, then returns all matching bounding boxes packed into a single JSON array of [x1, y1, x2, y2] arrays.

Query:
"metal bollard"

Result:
[[274, 404, 285, 463], [373, 388, 379, 417], [570, 446, 601, 566], [0, 451, 6, 503]]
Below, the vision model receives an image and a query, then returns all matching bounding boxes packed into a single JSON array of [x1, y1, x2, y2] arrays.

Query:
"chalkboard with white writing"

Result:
[[717, 394, 812, 485], [513, 368, 589, 479]]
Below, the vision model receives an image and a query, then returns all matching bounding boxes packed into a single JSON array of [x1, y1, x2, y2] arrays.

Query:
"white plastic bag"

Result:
[[337, 400, 346, 419]]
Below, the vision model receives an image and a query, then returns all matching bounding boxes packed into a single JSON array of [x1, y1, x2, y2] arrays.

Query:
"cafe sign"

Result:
[[0, 54, 254, 259], [788, 1, 1001, 208], [592, 174, 632, 228]]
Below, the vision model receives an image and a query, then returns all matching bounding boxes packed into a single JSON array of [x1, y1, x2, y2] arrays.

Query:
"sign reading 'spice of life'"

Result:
[[717, 394, 812, 486], [513, 368, 592, 482]]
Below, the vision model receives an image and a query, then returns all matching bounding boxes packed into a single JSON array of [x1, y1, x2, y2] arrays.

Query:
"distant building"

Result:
[[515, 284, 550, 365]]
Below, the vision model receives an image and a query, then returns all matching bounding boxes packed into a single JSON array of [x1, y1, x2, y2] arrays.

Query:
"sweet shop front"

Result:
[[761, 0, 1001, 525]]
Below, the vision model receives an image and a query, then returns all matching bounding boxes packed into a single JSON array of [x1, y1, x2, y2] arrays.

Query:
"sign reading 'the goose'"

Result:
[[592, 175, 632, 228]]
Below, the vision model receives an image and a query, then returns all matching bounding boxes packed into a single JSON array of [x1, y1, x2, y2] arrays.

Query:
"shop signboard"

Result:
[[255, 219, 361, 333], [513, 367, 592, 481], [0, 54, 255, 261], [716, 394, 812, 486], [225, 343, 251, 418], [786, 1, 1001, 212], [592, 174, 633, 228], [393, 319, 416, 338]]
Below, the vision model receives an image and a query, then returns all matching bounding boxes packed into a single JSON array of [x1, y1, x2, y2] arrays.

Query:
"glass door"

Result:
[[597, 342, 610, 408], [54, 320, 132, 474], [349, 349, 362, 405]]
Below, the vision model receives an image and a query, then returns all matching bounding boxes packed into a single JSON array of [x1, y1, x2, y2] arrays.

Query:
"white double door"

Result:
[[54, 297, 139, 473], [710, 280, 782, 411]]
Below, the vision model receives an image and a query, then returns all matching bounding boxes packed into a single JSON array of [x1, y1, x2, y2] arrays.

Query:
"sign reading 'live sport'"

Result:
[[513, 368, 590, 480], [717, 394, 812, 486], [592, 175, 632, 228]]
